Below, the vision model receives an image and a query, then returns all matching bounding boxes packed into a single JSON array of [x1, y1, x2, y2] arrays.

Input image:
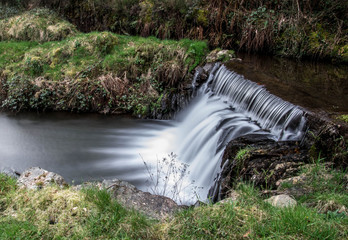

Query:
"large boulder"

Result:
[[18, 167, 67, 190], [102, 179, 186, 220]]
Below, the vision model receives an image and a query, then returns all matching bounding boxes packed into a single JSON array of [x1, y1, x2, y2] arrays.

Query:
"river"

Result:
[[1, 56, 347, 204]]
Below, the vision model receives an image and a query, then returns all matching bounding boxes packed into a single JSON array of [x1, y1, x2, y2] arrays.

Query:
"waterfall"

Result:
[[170, 64, 306, 204]]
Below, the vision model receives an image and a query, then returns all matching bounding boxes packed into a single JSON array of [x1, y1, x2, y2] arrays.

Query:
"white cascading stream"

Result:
[[167, 63, 306, 204]]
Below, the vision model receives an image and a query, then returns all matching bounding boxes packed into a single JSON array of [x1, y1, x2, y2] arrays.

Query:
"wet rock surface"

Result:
[[150, 90, 192, 119], [18, 167, 67, 190], [209, 134, 307, 202], [209, 109, 348, 203], [149, 63, 214, 119]]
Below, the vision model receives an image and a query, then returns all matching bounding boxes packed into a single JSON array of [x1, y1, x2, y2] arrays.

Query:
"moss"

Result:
[[337, 115, 348, 123], [206, 48, 236, 63], [0, 8, 78, 42]]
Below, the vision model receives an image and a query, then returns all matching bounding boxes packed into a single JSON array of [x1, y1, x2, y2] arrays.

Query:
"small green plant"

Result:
[[235, 147, 252, 161], [337, 114, 348, 123], [0, 174, 17, 197]]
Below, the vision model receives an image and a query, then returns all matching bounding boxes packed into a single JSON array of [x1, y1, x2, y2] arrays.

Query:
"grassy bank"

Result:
[[3, 0, 347, 62], [1, 160, 347, 239], [0, 9, 208, 115]]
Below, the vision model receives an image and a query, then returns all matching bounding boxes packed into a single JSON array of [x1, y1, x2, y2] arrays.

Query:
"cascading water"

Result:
[[0, 64, 307, 206], [162, 63, 307, 204]]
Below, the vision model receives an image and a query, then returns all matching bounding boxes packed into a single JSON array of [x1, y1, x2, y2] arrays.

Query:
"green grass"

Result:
[[0, 41, 39, 70], [0, 31, 208, 115], [82, 187, 154, 239], [0, 171, 347, 239], [294, 162, 348, 209], [0, 178, 156, 239], [0, 174, 17, 197], [0, 8, 211, 116], [0, 219, 41, 240], [161, 183, 347, 239]]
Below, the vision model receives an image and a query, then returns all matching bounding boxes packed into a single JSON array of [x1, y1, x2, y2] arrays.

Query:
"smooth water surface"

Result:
[[228, 54, 348, 114], [0, 112, 175, 187]]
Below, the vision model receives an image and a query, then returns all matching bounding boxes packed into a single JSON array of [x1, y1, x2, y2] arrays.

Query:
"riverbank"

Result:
[[2, 0, 347, 63], [1, 162, 347, 239], [0, 8, 211, 116], [1, 3, 347, 239]]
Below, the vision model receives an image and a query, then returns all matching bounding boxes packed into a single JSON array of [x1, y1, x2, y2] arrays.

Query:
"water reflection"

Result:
[[227, 54, 348, 114]]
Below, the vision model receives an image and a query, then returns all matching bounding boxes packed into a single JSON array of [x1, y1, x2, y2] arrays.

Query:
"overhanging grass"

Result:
[[0, 32, 208, 115]]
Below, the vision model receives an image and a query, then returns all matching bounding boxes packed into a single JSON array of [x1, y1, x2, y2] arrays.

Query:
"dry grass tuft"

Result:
[[0, 8, 78, 42], [4, 186, 92, 237]]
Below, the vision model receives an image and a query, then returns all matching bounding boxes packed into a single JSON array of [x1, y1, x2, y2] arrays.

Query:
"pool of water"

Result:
[[0, 112, 174, 187], [228, 54, 348, 114]]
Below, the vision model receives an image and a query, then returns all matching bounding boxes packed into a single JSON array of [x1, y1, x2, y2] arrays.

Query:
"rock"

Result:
[[208, 134, 306, 202], [18, 167, 67, 190], [0, 167, 21, 179], [276, 174, 307, 188], [102, 179, 186, 220], [265, 194, 297, 208], [193, 200, 207, 208], [202, 62, 215, 73], [315, 200, 347, 214], [206, 49, 236, 63], [218, 190, 240, 204]]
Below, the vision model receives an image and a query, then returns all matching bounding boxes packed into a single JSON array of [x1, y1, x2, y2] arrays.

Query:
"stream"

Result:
[[1, 56, 347, 205]]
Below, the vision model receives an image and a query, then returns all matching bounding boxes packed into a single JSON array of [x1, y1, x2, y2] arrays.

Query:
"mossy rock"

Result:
[[0, 8, 78, 42], [206, 49, 236, 63]]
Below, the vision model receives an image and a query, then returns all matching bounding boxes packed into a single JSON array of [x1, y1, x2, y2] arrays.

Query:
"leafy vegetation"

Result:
[[291, 161, 348, 211], [4, 0, 347, 62]]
